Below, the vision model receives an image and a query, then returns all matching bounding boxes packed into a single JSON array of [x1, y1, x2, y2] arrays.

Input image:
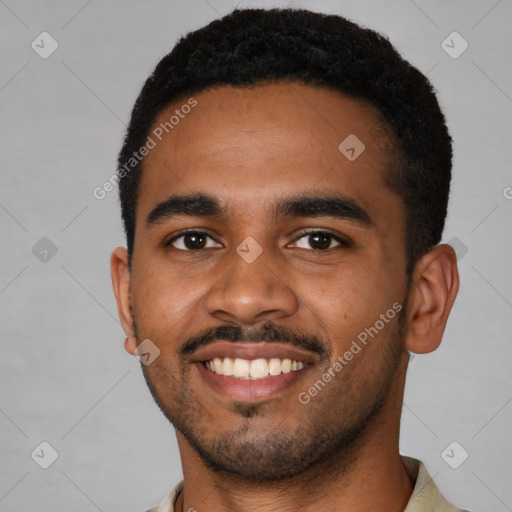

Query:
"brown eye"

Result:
[[291, 231, 344, 251], [183, 233, 207, 249], [308, 233, 332, 250], [166, 231, 221, 251]]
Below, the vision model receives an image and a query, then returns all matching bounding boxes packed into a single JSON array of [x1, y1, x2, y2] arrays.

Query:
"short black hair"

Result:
[[117, 7, 452, 275]]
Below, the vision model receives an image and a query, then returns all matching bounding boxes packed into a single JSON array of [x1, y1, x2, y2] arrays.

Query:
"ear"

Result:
[[403, 244, 459, 354], [110, 247, 137, 356]]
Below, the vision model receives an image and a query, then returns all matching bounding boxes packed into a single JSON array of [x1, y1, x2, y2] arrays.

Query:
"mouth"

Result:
[[203, 356, 306, 378], [192, 342, 317, 401]]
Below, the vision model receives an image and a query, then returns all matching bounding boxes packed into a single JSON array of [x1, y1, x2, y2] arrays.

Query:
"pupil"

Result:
[[182, 233, 332, 250], [185, 234, 205, 249], [311, 233, 330, 250]]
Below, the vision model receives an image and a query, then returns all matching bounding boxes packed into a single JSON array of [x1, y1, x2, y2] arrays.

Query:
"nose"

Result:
[[204, 246, 299, 326]]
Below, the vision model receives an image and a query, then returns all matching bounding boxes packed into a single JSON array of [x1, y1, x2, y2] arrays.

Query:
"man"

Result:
[[111, 7, 469, 512]]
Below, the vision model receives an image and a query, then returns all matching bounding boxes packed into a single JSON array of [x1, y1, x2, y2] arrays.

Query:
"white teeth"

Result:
[[233, 358, 250, 378], [204, 357, 305, 379], [213, 357, 223, 374], [268, 358, 281, 376], [222, 356, 234, 376], [250, 358, 269, 379]]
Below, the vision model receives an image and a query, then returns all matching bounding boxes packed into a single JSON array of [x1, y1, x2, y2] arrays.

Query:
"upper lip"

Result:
[[191, 342, 318, 364]]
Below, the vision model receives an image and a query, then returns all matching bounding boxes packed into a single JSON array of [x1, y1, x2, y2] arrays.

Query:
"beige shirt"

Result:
[[146, 457, 468, 512]]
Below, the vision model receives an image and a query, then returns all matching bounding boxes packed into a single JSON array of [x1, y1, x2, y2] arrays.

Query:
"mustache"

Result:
[[179, 322, 328, 359]]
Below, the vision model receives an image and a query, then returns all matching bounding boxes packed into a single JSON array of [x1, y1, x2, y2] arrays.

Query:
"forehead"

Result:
[[137, 81, 399, 225]]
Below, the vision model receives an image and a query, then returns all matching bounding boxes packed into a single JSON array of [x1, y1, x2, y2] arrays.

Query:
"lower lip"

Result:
[[196, 362, 310, 401]]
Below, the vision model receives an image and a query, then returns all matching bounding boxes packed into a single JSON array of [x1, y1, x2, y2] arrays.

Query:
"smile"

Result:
[[192, 341, 317, 400], [204, 357, 305, 379]]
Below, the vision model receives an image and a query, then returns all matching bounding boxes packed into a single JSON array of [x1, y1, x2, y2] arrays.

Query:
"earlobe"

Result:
[[124, 336, 138, 355], [110, 247, 135, 347], [404, 244, 459, 354]]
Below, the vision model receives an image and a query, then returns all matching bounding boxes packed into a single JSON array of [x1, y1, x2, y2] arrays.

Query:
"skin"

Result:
[[111, 81, 459, 512]]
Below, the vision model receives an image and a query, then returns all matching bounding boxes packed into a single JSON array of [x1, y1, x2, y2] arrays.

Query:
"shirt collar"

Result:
[[151, 457, 463, 512]]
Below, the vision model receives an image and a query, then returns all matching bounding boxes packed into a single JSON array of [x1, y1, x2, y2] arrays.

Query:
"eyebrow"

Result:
[[146, 192, 373, 227]]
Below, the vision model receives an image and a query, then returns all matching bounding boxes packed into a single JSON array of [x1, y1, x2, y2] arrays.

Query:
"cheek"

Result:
[[130, 261, 198, 335], [301, 264, 402, 350]]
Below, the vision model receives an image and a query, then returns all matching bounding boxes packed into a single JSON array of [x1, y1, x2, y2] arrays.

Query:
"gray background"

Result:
[[1, 0, 511, 510]]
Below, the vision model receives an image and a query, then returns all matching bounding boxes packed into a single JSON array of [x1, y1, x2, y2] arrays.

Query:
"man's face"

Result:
[[128, 82, 410, 479]]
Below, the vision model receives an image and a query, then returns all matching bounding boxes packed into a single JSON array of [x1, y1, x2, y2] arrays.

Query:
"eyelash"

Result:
[[164, 229, 351, 252]]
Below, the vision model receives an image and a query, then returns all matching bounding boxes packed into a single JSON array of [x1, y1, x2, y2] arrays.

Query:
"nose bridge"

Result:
[[204, 241, 298, 324]]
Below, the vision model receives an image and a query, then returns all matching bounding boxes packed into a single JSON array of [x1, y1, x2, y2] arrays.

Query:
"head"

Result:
[[111, 8, 459, 481]]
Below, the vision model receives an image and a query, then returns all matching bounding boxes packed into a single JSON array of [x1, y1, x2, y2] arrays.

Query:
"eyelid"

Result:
[[165, 228, 351, 251], [289, 228, 352, 248], [164, 228, 221, 248]]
